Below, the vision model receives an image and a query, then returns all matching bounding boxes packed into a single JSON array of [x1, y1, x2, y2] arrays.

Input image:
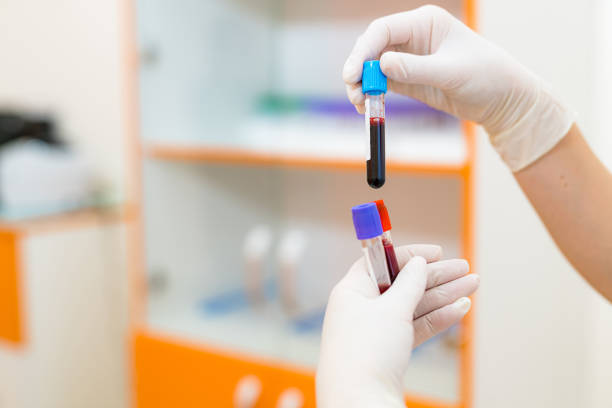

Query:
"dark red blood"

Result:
[[367, 117, 385, 189], [384, 241, 400, 284]]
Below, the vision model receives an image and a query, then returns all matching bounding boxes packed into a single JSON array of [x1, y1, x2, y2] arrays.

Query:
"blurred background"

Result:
[[0, 0, 610, 407]]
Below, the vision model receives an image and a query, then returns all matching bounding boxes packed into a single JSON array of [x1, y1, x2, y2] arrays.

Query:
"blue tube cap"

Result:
[[352, 203, 383, 240], [362, 60, 387, 95]]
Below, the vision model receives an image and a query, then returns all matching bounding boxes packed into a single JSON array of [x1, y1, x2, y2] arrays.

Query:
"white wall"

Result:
[[0, 1, 129, 407], [0, 223, 127, 408], [0, 0, 126, 200], [475, 0, 612, 407]]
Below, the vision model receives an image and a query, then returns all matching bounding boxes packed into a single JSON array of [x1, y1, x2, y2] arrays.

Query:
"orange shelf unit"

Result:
[[147, 143, 469, 177], [125, 0, 478, 407], [134, 331, 460, 408]]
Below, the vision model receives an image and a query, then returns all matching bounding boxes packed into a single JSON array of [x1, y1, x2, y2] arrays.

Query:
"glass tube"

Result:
[[360, 235, 391, 294]]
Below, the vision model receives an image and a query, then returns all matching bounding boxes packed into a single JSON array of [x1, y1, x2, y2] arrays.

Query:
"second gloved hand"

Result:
[[343, 5, 575, 171], [316, 244, 479, 408]]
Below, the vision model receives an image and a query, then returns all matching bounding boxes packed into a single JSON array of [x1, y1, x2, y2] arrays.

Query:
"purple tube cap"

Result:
[[352, 203, 383, 240]]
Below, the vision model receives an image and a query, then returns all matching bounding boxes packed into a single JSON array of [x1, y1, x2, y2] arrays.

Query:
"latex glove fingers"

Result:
[[387, 247, 477, 346], [393, 244, 442, 264], [343, 6, 454, 115], [345, 83, 365, 113], [424, 259, 469, 289], [342, 6, 451, 85], [384, 254, 478, 324], [394, 245, 469, 289], [413, 297, 472, 347], [414, 273, 479, 319]]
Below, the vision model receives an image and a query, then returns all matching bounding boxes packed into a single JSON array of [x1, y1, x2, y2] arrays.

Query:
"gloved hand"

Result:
[[316, 244, 479, 408], [343, 5, 575, 171]]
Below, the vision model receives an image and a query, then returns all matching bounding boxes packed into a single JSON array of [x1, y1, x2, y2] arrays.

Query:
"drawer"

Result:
[[134, 331, 316, 408]]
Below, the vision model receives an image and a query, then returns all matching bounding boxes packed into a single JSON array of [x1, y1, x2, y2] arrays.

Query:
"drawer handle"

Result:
[[276, 387, 304, 408], [233, 375, 262, 408]]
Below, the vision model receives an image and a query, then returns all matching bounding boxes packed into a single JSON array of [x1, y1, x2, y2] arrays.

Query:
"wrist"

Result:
[[486, 79, 575, 171]]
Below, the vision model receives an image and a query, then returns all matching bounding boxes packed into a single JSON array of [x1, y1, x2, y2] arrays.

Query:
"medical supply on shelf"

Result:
[[374, 199, 401, 283], [198, 278, 277, 315], [0, 139, 96, 220], [277, 230, 307, 314], [243, 225, 273, 305], [351, 202, 391, 293], [234, 94, 463, 167], [362, 60, 387, 189]]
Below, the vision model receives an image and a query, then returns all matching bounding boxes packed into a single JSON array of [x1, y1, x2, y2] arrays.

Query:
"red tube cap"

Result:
[[374, 200, 392, 231]]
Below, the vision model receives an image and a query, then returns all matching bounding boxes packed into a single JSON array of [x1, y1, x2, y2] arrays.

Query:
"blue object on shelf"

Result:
[[291, 307, 326, 333], [198, 278, 277, 316], [256, 93, 456, 119]]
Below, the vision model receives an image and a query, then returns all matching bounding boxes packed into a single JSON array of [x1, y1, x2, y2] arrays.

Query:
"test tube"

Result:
[[277, 230, 307, 315], [362, 60, 387, 189], [243, 225, 273, 306], [374, 199, 401, 283], [352, 203, 392, 293]]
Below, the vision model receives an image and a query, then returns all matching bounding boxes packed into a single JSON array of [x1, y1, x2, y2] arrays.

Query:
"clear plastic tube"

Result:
[[365, 93, 386, 189], [373, 199, 400, 284], [381, 230, 400, 284], [352, 202, 390, 294], [365, 92, 385, 119], [360, 235, 391, 294]]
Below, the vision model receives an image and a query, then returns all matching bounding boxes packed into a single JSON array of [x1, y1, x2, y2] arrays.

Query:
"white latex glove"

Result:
[[343, 5, 575, 171], [316, 244, 479, 408]]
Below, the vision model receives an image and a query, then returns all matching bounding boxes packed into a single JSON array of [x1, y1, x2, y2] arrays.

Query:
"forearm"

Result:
[[515, 124, 612, 301]]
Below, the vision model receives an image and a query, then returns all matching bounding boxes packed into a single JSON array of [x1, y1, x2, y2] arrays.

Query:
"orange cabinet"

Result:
[[134, 331, 316, 408]]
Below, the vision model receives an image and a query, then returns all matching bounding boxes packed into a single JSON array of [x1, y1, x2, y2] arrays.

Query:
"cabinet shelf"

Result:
[[0, 207, 126, 234], [146, 136, 469, 177]]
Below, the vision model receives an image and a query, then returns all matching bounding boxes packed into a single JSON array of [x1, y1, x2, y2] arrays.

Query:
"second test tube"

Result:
[[352, 203, 392, 293], [374, 200, 401, 283]]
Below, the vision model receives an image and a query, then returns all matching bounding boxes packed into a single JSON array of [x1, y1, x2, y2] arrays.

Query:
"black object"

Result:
[[0, 112, 63, 148]]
